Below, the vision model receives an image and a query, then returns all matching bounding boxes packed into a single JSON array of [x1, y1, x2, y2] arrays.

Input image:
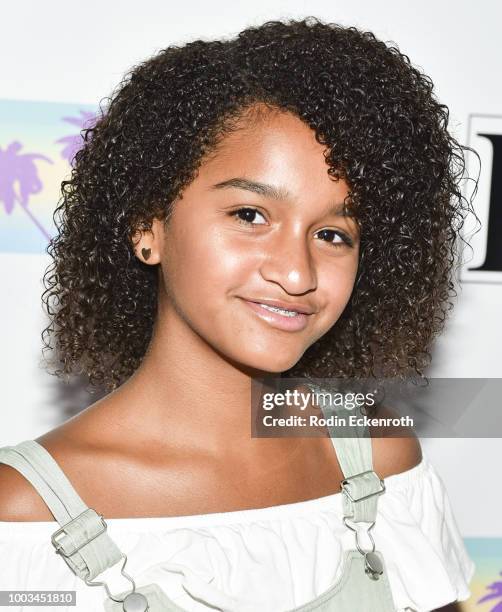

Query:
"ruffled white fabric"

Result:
[[0, 450, 474, 612]]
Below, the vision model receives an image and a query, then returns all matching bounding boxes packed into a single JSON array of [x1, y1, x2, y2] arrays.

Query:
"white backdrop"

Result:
[[1, 0, 501, 542]]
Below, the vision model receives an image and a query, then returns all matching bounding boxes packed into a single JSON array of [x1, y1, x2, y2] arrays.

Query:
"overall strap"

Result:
[[0, 441, 124, 581], [312, 385, 386, 523]]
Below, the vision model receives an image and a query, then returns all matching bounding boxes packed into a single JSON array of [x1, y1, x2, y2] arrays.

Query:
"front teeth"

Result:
[[258, 303, 299, 317]]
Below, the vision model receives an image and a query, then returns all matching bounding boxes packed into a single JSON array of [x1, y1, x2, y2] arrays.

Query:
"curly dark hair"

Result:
[[41, 16, 477, 395]]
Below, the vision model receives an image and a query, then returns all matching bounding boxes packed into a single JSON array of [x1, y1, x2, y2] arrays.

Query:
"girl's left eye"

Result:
[[315, 228, 353, 248], [230, 207, 267, 225]]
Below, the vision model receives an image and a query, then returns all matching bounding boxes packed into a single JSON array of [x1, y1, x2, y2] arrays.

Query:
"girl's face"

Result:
[[148, 108, 360, 373]]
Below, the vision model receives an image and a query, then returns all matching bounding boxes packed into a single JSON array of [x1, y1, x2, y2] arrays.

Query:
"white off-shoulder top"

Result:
[[0, 450, 474, 612]]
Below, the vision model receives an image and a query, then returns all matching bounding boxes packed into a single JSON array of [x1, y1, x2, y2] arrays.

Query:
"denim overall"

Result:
[[0, 389, 398, 611]]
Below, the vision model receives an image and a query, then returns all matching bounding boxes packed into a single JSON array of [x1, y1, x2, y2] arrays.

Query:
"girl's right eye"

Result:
[[230, 207, 267, 226]]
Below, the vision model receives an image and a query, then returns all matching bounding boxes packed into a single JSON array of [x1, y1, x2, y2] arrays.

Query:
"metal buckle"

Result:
[[84, 553, 139, 604], [341, 470, 385, 502], [51, 509, 107, 558], [343, 517, 376, 552]]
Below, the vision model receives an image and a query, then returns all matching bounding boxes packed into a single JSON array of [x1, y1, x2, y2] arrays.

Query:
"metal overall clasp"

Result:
[[84, 553, 150, 611], [343, 518, 384, 580], [51, 509, 150, 611], [341, 470, 386, 581]]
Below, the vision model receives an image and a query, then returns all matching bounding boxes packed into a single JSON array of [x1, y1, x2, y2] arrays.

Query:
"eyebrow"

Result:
[[210, 177, 352, 217]]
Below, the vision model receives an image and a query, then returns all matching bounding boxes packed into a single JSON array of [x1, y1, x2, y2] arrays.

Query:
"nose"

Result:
[[259, 228, 317, 295]]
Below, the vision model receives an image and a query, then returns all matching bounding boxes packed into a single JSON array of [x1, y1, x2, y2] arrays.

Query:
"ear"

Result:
[[130, 217, 166, 265]]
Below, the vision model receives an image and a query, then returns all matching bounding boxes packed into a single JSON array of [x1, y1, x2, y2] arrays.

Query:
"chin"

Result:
[[212, 334, 309, 376], [237, 352, 302, 375]]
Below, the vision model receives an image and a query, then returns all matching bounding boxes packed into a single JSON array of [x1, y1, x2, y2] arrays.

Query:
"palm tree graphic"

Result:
[[478, 571, 502, 611], [0, 141, 53, 240], [55, 110, 96, 165]]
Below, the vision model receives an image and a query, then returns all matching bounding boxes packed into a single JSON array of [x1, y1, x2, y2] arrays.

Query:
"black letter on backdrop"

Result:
[[468, 133, 502, 272]]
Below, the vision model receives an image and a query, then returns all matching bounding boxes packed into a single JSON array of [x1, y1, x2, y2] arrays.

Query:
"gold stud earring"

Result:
[[141, 247, 152, 261]]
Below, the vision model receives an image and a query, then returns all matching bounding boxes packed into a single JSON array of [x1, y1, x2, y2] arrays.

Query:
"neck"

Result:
[[100, 300, 285, 460]]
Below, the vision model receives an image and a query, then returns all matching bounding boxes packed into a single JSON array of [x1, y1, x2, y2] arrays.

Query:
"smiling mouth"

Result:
[[239, 298, 312, 332]]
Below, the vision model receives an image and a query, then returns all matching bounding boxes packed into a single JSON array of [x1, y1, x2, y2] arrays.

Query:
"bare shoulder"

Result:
[[370, 403, 423, 479], [372, 433, 422, 479], [0, 419, 105, 522], [0, 461, 55, 521]]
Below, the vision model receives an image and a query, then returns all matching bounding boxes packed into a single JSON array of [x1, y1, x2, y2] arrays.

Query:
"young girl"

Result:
[[0, 16, 475, 612]]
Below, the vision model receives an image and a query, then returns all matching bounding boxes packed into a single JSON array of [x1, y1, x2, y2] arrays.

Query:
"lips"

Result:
[[239, 298, 313, 332]]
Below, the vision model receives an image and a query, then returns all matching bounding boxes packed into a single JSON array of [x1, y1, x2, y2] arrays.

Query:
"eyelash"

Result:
[[229, 207, 354, 248]]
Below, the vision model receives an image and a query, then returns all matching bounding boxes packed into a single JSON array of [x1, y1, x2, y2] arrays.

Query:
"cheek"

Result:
[[165, 228, 255, 305], [319, 260, 359, 321]]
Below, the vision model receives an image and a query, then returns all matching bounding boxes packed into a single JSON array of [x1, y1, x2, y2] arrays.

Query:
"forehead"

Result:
[[196, 106, 349, 200]]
